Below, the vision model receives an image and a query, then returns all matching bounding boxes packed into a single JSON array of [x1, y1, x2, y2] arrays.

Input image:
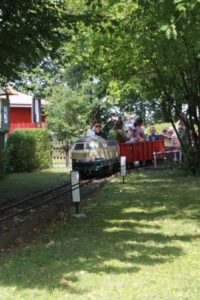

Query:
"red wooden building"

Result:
[[8, 87, 46, 134]]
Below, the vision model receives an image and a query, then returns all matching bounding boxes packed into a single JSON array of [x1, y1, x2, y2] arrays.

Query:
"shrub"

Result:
[[181, 148, 200, 176], [6, 129, 52, 172]]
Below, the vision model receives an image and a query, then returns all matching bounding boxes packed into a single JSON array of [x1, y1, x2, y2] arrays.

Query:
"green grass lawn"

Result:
[[0, 167, 69, 202], [0, 169, 200, 299]]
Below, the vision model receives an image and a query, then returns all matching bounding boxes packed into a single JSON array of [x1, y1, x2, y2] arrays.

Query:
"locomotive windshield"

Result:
[[74, 143, 84, 150], [74, 141, 97, 150]]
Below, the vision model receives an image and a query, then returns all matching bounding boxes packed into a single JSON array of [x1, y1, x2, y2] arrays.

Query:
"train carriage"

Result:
[[119, 140, 165, 163]]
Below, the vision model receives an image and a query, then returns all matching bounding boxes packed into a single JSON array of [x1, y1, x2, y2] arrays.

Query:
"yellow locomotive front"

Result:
[[71, 136, 119, 177]]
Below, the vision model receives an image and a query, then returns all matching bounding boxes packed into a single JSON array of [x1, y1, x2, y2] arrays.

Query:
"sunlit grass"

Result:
[[0, 169, 200, 299]]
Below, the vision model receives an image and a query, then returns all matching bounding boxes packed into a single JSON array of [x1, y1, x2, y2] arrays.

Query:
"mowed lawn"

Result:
[[0, 167, 69, 202], [0, 169, 200, 299]]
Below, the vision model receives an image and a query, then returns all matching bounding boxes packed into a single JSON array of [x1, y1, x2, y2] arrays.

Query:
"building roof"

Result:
[[9, 93, 46, 108], [1, 92, 46, 108], [9, 93, 33, 108], [1, 85, 46, 108]]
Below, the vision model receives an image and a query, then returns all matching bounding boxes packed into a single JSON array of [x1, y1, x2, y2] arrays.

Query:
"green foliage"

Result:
[[0, 0, 67, 80], [181, 148, 200, 176], [146, 122, 171, 135], [7, 0, 200, 173], [0, 0, 92, 82], [13, 57, 63, 99], [60, 0, 200, 173], [6, 129, 52, 172], [45, 79, 112, 139], [46, 84, 90, 140]]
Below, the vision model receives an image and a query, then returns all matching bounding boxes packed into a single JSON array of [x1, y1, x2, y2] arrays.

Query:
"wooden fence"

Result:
[[51, 140, 71, 167]]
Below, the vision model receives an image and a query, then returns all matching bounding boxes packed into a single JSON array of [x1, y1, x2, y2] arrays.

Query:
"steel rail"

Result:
[[0, 182, 71, 211], [0, 179, 93, 224]]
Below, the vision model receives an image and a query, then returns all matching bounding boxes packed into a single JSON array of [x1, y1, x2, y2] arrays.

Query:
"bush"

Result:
[[6, 129, 52, 172], [181, 148, 200, 176]]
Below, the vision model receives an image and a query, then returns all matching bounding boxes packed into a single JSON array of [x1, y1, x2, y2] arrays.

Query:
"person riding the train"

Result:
[[126, 126, 140, 143], [148, 126, 159, 141], [134, 117, 146, 141], [108, 119, 129, 143], [86, 120, 107, 139]]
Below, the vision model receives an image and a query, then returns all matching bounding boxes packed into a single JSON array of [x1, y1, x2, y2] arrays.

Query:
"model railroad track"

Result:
[[0, 164, 157, 237], [0, 165, 158, 227], [0, 165, 164, 249], [0, 179, 93, 235]]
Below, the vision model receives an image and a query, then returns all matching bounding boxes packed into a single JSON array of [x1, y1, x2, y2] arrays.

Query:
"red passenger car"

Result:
[[119, 140, 165, 163]]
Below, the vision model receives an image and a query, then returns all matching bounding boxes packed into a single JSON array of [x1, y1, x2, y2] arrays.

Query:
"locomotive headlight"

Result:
[[89, 142, 95, 149], [85, 141, 97, 150]]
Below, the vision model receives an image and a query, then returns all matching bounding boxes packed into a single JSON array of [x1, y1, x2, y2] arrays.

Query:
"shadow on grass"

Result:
[[118, 170, 200, 219], [0, 169, 199, 295], [0, 168, 69, 202]]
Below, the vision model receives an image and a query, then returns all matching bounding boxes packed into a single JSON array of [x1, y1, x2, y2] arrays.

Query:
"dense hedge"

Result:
[[6, 129, 52, 172]]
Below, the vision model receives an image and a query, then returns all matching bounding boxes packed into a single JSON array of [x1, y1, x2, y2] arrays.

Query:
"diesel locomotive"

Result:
[[71, 135, 119, 177]]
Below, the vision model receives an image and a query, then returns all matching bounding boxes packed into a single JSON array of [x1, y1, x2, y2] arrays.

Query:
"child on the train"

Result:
[[148, 126, 159, 141]]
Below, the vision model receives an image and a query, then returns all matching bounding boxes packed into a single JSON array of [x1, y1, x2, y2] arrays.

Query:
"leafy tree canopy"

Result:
[[6, 0, 200, 172], [60, 0, 200, 172], [0, 0, 91, 81], [45, 80, 110, 140]]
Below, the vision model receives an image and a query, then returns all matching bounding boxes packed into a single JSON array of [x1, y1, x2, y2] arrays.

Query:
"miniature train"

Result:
[[71, 135, 119, 177], [71, 135, 166, 177]]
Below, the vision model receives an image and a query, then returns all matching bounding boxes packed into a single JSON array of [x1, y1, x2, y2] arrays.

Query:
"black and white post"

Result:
[[120, 156, 126, 184], [70, 171, 80, 214]]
